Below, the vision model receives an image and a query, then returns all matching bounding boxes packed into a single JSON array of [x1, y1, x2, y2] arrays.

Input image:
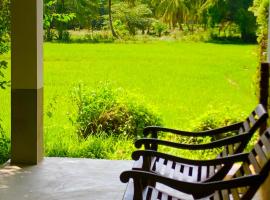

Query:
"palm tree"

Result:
[[153, 0, 189, 28], [186, 0, 207, 31], [108, 0, 118, 37]]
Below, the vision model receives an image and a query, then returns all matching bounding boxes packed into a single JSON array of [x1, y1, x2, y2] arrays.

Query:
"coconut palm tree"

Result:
[[153, 0, 189, 28], [108, 0, 118, 37]]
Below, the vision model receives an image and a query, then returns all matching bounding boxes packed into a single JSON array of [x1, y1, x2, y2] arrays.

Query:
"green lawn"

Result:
[[0, 41, 258, 159]]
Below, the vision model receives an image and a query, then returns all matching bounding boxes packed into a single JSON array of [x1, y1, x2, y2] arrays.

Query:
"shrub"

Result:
[[84, 31, 114, 43], [113, 20, 129, 37], [45, 132, 136, 159], [152, 20, 167, 37], [178, 105, 245, 145], [69, 82, 162, 138], [0, 122, 10, 164], [61, 30, 71, 42]]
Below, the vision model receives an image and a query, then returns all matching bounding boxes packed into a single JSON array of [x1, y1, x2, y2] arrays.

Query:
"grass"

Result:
[[0, 41, 258, 160]]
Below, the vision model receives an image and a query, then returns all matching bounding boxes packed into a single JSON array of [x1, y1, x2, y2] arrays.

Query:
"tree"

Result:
[[112, 2, 153, 35], [44, 0, 76, 41], [67, 0, 101, 30], [152, 0, 188, 28], [205, 0, 256, 41], [108, 0, 118, 37]]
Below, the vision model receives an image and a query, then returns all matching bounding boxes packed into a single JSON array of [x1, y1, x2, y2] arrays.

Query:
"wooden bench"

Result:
[[120, 127, 270, 200], [132, 104, 267, 184]]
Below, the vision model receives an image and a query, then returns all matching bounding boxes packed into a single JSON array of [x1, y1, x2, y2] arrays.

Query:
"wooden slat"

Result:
[[200, 166, 207, 181], [132, 156, 143, 169], [123, 180, 135, 200], [182, 165, 190, 181], [242, 163, 252, 175], [238, 127, 244, 134], [255, 105, 264, 117], [150, 157, 158, 171], [248, 114, 256, 126], [221, 189, 229, 200], [150, 188, 159, 200], [164, 161, 174, 178], [213, 191, 221, 200], [208, 165, 215, 178], [215, 165, 222, 172], [261, 134, 270, 153], [230, 188, 241, 200], [155, 158, 165, 174], [160, 162, 167, 176], [222, 148, 228, 157], [191, 166, 198, 182], [243, 121, 250, 132], [173, 163, 181, 180], [254, 143, 268, 166], [248, 153, 261, 173], [161, 192, 168, 200]]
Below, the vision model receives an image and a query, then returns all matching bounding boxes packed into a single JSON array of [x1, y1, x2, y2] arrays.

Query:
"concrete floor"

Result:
[[0, 158, 262, 200], [0, 158, 133, 200]]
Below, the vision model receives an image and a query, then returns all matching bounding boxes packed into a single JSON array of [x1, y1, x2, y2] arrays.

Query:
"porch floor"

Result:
[[0, 158, 262, 200], [0, 157, 133, 200]]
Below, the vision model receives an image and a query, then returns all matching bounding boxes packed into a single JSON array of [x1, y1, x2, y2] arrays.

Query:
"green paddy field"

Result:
[[0, 41, 258, 159]]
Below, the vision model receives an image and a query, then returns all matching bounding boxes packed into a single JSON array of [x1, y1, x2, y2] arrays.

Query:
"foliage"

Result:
[[152, 20, 167, 37], [40, 0, 261, 42], [69, 82, 162, 138], [44, 0, 76, 41], [67, 0, 102, 30], [81, 31, 114, 43], [152, 0, 188, 28], [191, 106, 245, 132], [45, 132, 136, 159], [206, 0, 257, 42], [112, 3, 153, 35], [112, 20, 130, 36], [250, 0, 269, 61], [0, 122, 10, 164], [175, 106, 245, 145], [0, 0, 10, 89]]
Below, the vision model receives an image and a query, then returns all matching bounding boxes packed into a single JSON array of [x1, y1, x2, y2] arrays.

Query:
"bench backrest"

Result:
[[208, 104, 268, 182], [212, 128, 270, 200]]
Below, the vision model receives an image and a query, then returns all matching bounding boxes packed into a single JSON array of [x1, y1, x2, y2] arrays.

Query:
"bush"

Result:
[[178, 105, 245, 144], [0, 122, 10, 164], [45, 132, 136, 159], [69, 82, 162, 138], [113, 20, 129, 37], [84, 32, 114, 43], [152, 20, 167, 37], [61, 30, 71, 42]]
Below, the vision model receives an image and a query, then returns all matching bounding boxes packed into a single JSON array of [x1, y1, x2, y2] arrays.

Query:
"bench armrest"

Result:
[[132, 150, 249, 166], [120, 170, 261, 199], [135, 133, 248, 150], [143, 123, 242, 138]]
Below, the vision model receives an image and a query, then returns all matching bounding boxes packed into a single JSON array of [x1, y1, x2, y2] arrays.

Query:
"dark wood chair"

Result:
[[132, 104, 268, 184], [120, 127, 270, 200]]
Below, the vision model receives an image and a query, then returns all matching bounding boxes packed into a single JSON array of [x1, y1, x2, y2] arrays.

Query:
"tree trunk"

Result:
[[108, 0, 117, 38]]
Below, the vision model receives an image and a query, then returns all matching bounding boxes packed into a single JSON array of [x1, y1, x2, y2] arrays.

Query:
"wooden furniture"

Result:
[[120, 127, 270, 200], [132, 104, 267, 184]]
